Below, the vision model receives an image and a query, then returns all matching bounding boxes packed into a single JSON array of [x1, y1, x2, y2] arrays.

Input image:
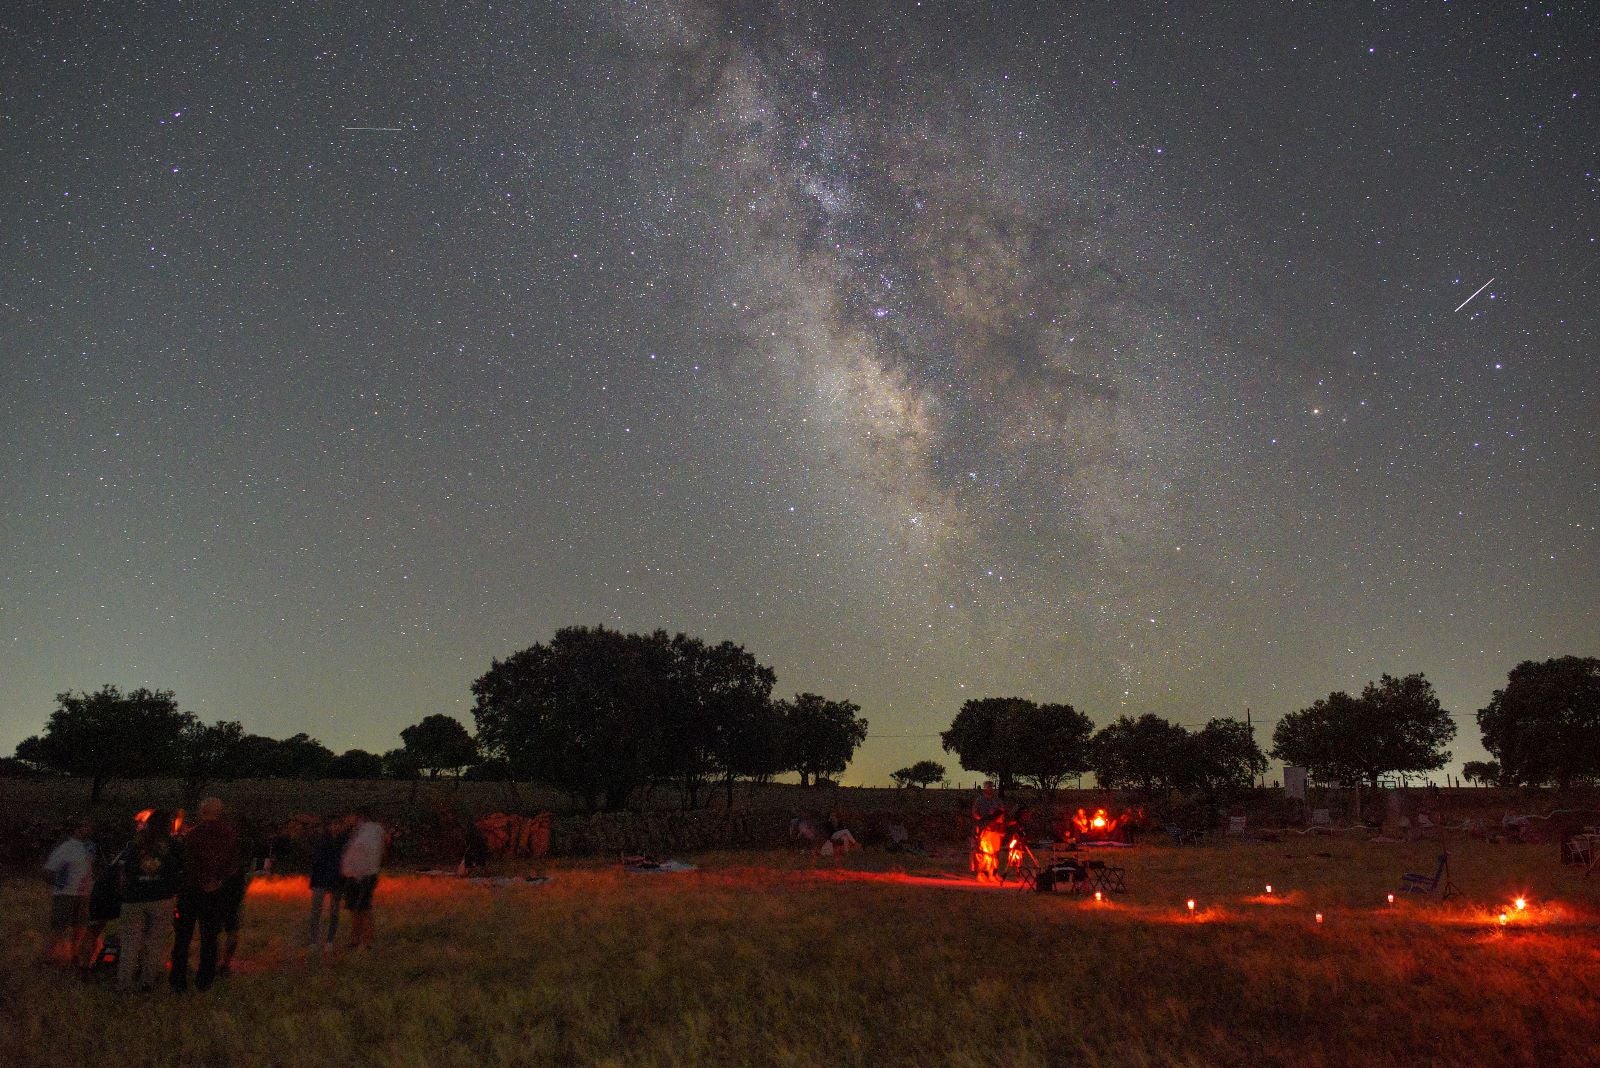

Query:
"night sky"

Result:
[[3, 2, 1596, 784]]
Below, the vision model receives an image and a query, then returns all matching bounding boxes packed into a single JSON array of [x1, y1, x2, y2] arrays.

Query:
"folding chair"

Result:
[[1035, 859, 1088, 895], [1399, 852, 1458, 899], [1226, 816, 1248, 837], [1086, 859, 1127, 893]]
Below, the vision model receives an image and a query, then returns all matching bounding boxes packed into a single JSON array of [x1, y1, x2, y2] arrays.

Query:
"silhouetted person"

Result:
[[118, 809, 183, 992], [170, 797, 240, 991]]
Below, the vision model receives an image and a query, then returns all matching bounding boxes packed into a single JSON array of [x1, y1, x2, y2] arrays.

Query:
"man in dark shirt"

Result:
[[171, 797, 241, 992]]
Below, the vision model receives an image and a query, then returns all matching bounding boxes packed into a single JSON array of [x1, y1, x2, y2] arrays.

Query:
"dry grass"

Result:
[[4, 839, 1599, 1067]]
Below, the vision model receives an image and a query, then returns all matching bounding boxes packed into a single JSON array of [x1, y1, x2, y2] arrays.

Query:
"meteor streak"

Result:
[[343, 126, 405, 132], [1453, 276, 1495, 313]]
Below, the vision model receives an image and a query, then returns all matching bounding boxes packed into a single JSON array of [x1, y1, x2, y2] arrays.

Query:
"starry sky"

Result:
[[3, 1, 1596, 784]]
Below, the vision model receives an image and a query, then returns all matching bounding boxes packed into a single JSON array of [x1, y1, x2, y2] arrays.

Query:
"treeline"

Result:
[[9, 638, 1596, 806], [924, 657, 1600, 795], [936, 699, 1266, 800], [4, 688, 487, 802], [5, 625, 871, 813]]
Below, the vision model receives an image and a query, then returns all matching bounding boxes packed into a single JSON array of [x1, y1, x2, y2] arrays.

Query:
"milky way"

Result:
[[1, 2, 1594, 780]]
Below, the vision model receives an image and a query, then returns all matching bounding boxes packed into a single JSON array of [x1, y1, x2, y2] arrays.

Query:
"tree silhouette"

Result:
[[329, 749, 385, 779], [777, 693, 867, 787], [1091, 714, 1193, 793], [890, 759, 946, 789], [1272, 674, 1454, 787], [472, 626, 675, 811], [28, 685, 194, 801], [1477, 656, 1600, 787], [940, 697, 1035, 792], [180, 719, 244, 805], [401, 714, 480, 779]]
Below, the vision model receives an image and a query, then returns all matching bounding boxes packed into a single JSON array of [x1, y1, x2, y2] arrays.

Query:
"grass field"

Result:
[[4, 838, 1598, 1067]]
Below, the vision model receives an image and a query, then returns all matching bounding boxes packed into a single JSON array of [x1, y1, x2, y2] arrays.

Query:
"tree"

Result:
[[1271, 674, 1455, 787], [179, 719, 245, 805], [1015, 703, 1096, 794], [654, 635, 777, 808], [939, 697, 1035, 792], [778, 693, 868, 787], [890, 759, 946, 789], [381, 747, 422, 780], [328, 749, 385, 779], [0, 756, 34, 778], [472, 625, 671, 812], [231, 732, 335, 779], [13, 735, 49, 774], [1189, 718, 1268, 800], [28, 685, 195, 801], [400, 714, 480, 779], [1477, 656, 1600, 788], [1461, 759, 1501, 787], [1091, 714, 1193, 793]]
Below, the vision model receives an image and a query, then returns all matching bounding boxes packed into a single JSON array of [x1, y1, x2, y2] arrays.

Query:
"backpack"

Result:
[[88, 845, 130, 923]]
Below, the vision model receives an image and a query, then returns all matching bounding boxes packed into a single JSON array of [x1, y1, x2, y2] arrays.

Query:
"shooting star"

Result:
[[343, 126, 405, 132], [1453, 276, 1495, 313]]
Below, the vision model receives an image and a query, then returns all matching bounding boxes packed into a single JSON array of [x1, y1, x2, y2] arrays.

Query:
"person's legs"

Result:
[[345, 875, 377, 949], [218, 872, 245, 974], [170, 890, 198, 990], [307, 887, 325, 947], [117, 902, 149, 991], [195, 890, 223, 989], [309, 886, 340, 946], [79, 920, 106, 977], [140, 899, 174, 990], [66, 898, 91, 970], [47, 895, 86, 965]]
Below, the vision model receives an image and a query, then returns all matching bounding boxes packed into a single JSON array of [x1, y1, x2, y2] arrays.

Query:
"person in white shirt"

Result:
[[339, 811, 385, 950], [42, 817, 96, 968]]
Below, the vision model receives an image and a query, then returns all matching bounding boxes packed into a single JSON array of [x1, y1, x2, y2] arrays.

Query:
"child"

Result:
[[42, 817, 96, 969]]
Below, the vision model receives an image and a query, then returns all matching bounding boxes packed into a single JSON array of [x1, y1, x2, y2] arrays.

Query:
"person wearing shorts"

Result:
[[43, 818, 96, 969], [339, 812, 385, 950]]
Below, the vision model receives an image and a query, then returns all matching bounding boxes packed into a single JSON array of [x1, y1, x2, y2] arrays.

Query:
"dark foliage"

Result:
[[1477, 656, 1600, 788], [1272, 673, 1454, 786]]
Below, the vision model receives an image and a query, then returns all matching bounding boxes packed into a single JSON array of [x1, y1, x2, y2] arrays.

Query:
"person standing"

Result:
[[970, 782, 1006, 883], [170, 797, 241, 992], [307, 815, 349, 952], [339, 810, 385, 951], [117, 809, 183, 992], [42, 817, 96, 969]]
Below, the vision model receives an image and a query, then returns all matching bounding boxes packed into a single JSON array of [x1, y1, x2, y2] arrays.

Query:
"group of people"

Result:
[[41, 800, 387, 992]]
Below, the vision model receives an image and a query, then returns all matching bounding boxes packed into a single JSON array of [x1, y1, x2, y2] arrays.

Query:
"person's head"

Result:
[[140, 809, 174, 841], [982, 781, 996, 796], [68, 816, 92, 840], [198, 796, 224, 822]]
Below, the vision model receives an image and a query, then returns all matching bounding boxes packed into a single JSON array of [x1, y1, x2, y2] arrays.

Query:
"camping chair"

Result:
[[1086, 859, 1127, 893], [1164, 824, 1203, 846], [1035, 858, 1088, 895], [1399, 853, 1458, 899]]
